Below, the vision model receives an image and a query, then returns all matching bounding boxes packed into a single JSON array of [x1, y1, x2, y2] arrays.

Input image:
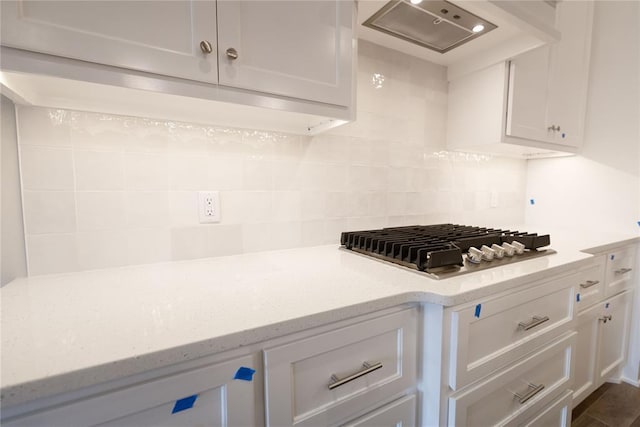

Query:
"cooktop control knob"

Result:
[[502, 242, 516, 256], [481, 245, 496, 261], [512, 241, 526, 255], [468, 247, 483, 264], [491, 243, 505, 259]]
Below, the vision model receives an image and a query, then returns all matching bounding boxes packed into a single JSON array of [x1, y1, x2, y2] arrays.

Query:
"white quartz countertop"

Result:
[[1, 228, 638, 407]]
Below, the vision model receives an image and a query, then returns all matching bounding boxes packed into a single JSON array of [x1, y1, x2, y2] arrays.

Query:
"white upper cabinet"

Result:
[[217, 1, 352, 107], [0, 1, 218, 83], [447, 0, 594, 158], [0, 0, 355, 134]]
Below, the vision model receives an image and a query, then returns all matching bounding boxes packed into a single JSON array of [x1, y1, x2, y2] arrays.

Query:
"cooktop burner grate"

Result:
[[340, 224, 553, 279]]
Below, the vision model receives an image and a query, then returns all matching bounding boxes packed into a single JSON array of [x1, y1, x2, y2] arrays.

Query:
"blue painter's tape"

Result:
[[605, 303, 610, 309], [172, 395, 198, 414], [474, 304, 482, 318], [234, 366, 256, 381], [611, 254, 615, 260], [562, 133, 566, 138], [577, 293, 581, 302], [637, 221, 640, 227], [530, 199, 535, 205]]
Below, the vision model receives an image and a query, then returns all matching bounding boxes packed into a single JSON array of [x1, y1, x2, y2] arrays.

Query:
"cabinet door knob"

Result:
[[200, 40, 213, 54], [226, 47, 239, 60], [547, 125, 561, 132], [599, 315, 612, 323]]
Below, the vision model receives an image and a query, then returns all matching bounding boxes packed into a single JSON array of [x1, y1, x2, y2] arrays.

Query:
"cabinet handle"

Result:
[[226, 47, 239, 60], [514, 382, 545, 404], [518, 315, 549, 331], [599, 315, 612, 323], [199, 40, 213, 54], [328, 361, 383, 390], [580, 280, 600, 289], [614, 267, 632, 275]]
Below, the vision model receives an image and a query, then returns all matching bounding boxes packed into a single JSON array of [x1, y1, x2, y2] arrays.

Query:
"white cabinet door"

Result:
[[3, 354, 261, 427], [217, 0, 353, 106], [573, 302, 601, 406], [0, 1, 217, 83], [597, 290, 633, 383], [506, 45, 553, 144], [341, 394, 416, 427], [546, 0, 594, 147]]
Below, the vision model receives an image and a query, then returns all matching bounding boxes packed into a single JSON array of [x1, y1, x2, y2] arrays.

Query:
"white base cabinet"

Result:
[[342, 394, 416, 427], [572, 243, 636, 408], [2, 354, 262, 427]]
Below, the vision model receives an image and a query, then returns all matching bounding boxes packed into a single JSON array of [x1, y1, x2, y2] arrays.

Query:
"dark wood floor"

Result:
[[572, 382, 640, 427]]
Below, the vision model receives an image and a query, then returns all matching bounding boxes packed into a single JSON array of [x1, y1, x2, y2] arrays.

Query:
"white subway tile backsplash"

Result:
[[16, 41, 527, 276], [124, 152, 168, 190], [207, 224, 243, 257], [77, 230, 128, 270], [127, 228, 171, 265], [168, 191, 199, 226], [125, 191, 169, 228], [17, 107, 71, 147], [23, 191, 76, 234], [27, 233, 78, 275], [168, 154, 209, 190], [301, 220, 325, 247], [76, 192, 126, 231], [20, 146, 74, 190], [170, 226, 209, 261], [75, 150, 125, 191]]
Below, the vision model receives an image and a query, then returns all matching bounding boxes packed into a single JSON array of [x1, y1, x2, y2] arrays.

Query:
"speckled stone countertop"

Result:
[[1, 229, 638, 408]]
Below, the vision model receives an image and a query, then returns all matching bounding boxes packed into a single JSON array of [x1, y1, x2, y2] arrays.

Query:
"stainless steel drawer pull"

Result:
[[518, 315, 550, 331], [615, 267, 632, 275], [514, 382, 545, 404], [328, 361, 383, 390], [580, 280, 600, 288]]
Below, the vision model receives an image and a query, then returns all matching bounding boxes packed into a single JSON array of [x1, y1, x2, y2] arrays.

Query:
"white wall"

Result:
[[14, 41, 527, 276], [1, 95, 28, 285], [526, 1, 640, 234]]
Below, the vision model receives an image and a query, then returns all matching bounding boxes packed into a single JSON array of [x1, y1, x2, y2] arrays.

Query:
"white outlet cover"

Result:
[[198, 191, 221, 223]]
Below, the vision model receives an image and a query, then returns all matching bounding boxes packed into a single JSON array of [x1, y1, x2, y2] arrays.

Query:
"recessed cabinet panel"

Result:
[[217, 0, 353, 106], [506, 46, 553, 143], [572, 302, 601, 405], [0, 1, 218, 83], [448, 276, 574, 390], [448, 333, 575, 427], [605, 246, 636, 297], [598, 290, 633, 382], [341, 394, 416, 427], [263, 308, 417, 427], [546, 0, 594, 147]]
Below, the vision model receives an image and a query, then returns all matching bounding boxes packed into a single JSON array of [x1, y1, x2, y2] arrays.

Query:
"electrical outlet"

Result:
[[198, 191, 220, 223]]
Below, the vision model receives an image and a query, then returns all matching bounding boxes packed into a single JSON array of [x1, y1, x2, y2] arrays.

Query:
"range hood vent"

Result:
[[362, 0, 497, 54]]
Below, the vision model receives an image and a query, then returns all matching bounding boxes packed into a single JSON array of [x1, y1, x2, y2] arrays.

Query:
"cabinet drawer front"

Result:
[[341, 394, 416, 427], [2, 354, 260, 427], [575, 256, 606, 311], [448, 333, 576, 427], [605, 247, 636, 297], [264, 308, 418, 427], [449, 277, 574, 389], [514, 389, 573, 427]]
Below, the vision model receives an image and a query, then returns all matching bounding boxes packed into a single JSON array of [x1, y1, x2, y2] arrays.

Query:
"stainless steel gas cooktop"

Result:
[[340, 224, 555, 279]]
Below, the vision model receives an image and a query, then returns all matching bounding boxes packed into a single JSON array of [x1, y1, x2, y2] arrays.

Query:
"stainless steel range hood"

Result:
[[362, 0, 497, 54]]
